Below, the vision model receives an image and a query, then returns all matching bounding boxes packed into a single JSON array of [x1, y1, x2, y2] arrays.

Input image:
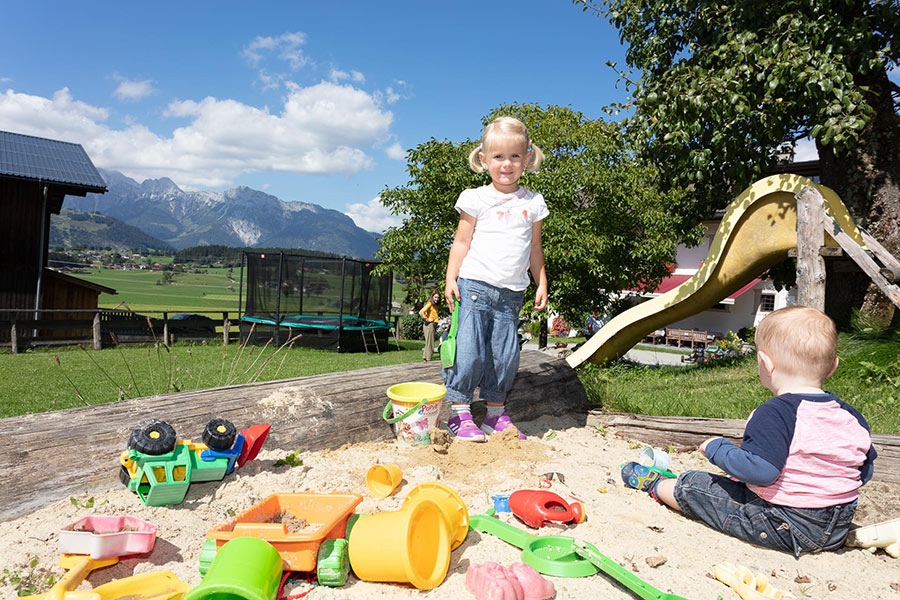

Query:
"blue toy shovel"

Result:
[[440, 299, 460, 368]]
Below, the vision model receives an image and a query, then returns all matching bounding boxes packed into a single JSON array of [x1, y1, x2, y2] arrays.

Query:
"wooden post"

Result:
[[162, 311, 170, 347], [10, 319, 18, 354], [92, 312, 101, 350], [222, 312, 230, 345], [795, 187, 826, 310]]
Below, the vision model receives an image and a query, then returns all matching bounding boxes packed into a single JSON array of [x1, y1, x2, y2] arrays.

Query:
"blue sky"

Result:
[[0, 1, 631, 232]]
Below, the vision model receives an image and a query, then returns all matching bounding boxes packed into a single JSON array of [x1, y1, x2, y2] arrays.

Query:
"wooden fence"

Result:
[[0, 308, 236, 353]]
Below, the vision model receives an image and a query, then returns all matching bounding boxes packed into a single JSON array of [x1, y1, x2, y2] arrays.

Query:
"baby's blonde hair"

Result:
[[468, 116, 544, 173], [755, 306, 838, 382]]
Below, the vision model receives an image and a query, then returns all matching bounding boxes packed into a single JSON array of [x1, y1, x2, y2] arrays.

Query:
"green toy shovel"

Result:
[[440, 299, 460, 368]]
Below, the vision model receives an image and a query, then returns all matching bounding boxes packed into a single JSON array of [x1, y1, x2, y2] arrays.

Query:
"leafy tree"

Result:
[[576, 0, 900, 323], [376, 103, 692, 323]]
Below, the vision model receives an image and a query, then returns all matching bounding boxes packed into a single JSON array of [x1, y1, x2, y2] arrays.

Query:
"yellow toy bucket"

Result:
[[383, 382, 446, 447], [348, 498, 451, 590]]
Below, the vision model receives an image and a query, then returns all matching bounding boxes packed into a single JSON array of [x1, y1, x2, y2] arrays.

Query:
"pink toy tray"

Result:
[[59, 515, 158, 558]]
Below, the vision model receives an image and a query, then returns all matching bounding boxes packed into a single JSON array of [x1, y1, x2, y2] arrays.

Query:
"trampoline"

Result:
[[239, 251, 393, 352]]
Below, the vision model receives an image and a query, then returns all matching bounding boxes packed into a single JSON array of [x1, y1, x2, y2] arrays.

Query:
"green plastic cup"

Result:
[[185, 537, 282, 600]]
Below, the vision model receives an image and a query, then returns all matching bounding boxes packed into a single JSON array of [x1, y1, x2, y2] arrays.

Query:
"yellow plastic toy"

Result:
[[845, 517, 900, 558], [713, 562, 791, 600], [21, 554, 188, 600]]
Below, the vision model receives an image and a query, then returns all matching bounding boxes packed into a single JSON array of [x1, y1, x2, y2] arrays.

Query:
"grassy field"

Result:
[[78, 266, 409, 314], [578, 333, 900, 435], [3, 329, 898, 436], [0, 266, 425, 416], [0, 338, 427, 417], [5, 267, 898, 436], [78, 267, 241, 313]]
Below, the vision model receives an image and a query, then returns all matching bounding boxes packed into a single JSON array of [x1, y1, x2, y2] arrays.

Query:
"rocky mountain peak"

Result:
[[65, 170, 379, 259]]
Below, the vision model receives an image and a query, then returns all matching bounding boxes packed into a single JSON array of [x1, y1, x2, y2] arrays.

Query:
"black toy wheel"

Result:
[[202, 418, 237, 450], [129, 420, 177, 455], [118, 464, 132, 487]]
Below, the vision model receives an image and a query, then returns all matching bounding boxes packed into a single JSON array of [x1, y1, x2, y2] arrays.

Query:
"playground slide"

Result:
[[566, 174, 865, 369]]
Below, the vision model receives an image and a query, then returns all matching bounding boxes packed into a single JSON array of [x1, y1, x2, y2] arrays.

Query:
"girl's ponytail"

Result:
[[468, 144, 485, 173]]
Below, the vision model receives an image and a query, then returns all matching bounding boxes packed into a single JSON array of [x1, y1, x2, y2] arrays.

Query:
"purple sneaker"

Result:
[[447, 413, 486, 442], [480, 414, 526, 440]]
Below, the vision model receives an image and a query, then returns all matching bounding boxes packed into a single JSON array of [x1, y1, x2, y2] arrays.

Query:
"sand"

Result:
[[1, 412, 898, 599]]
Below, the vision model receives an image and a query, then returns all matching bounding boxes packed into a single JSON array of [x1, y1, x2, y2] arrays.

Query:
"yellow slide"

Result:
[[566, 174, 864, 369]]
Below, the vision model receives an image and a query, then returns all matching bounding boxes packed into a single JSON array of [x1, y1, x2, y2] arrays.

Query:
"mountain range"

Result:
[[56, 169, 381, 259]]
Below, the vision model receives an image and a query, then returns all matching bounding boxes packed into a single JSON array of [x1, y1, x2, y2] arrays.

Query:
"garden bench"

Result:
[[664, 327, 709, 349]]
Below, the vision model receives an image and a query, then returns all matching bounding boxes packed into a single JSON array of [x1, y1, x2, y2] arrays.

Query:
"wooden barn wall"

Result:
[[41, 272, 98, 338], [0, 178, 45, 314]]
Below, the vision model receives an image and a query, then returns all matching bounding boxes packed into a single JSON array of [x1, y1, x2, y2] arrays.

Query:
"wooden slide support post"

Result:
[[799, 186, 900, 310], [795, 187, 827, 311], [858, 230, 900, 284]]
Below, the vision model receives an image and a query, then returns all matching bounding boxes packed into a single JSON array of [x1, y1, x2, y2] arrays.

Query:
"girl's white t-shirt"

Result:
[[455, 185, 549, 292]]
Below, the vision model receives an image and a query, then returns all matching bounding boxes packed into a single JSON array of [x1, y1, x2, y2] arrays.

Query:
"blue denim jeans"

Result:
[[674, 470, 857, 557], [442, 278, 523, 405]]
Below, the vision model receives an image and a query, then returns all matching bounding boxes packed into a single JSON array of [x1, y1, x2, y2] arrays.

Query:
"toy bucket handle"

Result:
[[383, 397, 427, 424]]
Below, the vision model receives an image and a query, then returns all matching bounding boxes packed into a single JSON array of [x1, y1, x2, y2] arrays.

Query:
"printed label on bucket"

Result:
[[394, 400, 441, 447]]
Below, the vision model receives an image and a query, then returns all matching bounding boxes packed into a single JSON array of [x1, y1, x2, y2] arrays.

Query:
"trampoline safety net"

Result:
[[240, 251, 392, 352]]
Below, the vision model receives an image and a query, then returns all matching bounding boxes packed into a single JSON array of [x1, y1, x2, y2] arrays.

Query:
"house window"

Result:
[[760, 294, 776, 313]]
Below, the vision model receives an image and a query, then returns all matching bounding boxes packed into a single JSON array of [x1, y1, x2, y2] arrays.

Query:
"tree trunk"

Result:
[[817, 68, 900, 327]]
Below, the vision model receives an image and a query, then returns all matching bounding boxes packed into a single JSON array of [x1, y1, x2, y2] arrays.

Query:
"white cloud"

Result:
[[385, 142, 406, 160], [345, 197, 405, 233], [0, 82, 393, 188], [112, 75, 155, 102], [330, 69, 365, 84], [243, 32, 309, 71], [0, 88, 109, 141], [383, 81, 410, 105]]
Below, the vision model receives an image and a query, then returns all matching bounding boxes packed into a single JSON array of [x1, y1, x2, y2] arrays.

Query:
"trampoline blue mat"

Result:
[[241, 314, 389, 331]]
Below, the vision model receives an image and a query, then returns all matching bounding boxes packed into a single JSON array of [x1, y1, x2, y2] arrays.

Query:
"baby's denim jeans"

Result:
[[674, 470, 857, 557], [442, 278, 523, 405]]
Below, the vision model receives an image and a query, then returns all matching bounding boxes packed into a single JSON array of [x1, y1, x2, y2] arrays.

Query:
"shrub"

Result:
[[718, 330, 744, 353], [399, 313, 424, 340], [737, 326, 756, 345]]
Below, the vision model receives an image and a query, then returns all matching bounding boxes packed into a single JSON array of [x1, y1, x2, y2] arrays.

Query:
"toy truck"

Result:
[[119, 419, 270, 507], [200, 492, 363, 587]]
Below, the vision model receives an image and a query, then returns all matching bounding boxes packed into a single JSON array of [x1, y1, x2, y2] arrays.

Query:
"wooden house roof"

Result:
[[0, 130, 107, 198], [45, 268, 117, 296]]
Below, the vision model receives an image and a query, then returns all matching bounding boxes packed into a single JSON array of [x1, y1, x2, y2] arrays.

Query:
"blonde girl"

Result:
[[443, 116, 548, 442]]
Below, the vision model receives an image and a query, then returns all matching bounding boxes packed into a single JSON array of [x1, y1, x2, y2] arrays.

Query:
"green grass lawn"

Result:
[[78, 267, 240, 313], [0, 265, 426, 417], [6, 268, 899, 436], [1, 338, 427, 418], [5, 331, 897, 437], [578, 333, 900, 435], [77, 267, 409, 314]]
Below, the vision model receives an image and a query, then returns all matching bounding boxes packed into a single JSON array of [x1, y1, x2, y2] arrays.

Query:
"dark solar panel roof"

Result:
[[0, 130, 107, 192]]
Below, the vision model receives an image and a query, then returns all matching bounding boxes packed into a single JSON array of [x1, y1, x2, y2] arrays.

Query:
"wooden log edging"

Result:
[[593, 411, 900, 485], [0, 349, 587, 522]]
